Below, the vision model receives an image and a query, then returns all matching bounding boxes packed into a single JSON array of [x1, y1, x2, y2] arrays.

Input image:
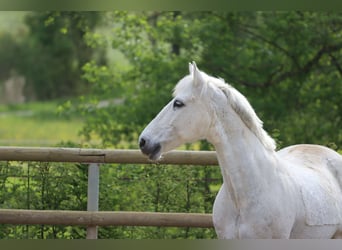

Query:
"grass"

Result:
[[0, 100, 97, 147], [0, 116, 84, 146]]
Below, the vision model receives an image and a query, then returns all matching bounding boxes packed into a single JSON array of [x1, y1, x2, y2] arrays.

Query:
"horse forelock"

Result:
[[173, 75, 193, 97]]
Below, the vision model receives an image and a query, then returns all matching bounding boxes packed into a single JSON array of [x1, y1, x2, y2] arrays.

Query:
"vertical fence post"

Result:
[[86, 163, 100, 239]]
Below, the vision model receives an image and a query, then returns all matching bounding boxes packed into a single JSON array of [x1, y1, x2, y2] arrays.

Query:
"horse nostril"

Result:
[[139, 138, 146, 149]]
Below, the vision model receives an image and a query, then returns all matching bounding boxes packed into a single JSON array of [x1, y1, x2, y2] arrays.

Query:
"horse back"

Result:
[[277, 144, 342, 228], [277, 144, 342, 183]]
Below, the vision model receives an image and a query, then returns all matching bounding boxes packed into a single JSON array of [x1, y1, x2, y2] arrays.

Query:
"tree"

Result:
[[71, 12, 202, 146], [19, 11, 104, 100], [196, 12, 342, 148], [73, 11, 341, 150]]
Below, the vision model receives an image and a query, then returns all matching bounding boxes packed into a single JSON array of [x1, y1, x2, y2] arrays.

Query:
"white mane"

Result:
[[212, 77, 276, 151], [175, 73, 276, 151]]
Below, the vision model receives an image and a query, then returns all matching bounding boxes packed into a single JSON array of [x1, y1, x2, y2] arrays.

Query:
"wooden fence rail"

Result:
[[0, 209, 213, 228], [0, 146, 218, 239], [0, 146, 218, 165]]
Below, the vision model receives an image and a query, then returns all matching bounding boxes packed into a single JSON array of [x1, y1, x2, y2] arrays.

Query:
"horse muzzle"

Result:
[[139, 137, 162, 161]]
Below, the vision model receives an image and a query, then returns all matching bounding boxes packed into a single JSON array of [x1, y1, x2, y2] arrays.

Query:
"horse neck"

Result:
[[208, 110, 279, 207]]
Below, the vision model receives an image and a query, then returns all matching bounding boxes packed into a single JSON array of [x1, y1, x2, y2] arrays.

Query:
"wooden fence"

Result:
[[0, 146, 218, 239]]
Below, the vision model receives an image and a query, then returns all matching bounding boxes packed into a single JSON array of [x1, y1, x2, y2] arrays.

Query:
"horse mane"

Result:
[[208, 76, 276, 151], [173, 72, 276, 151]]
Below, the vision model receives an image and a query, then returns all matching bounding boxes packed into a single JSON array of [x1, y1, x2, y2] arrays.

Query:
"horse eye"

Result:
[[173, 100, 185, 109]]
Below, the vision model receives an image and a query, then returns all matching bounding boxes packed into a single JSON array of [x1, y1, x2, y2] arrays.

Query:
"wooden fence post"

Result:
[[86, 163, 100, 239]]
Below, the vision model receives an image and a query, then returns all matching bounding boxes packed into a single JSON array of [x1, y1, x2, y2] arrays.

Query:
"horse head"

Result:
[[139, 62, 214, 160]]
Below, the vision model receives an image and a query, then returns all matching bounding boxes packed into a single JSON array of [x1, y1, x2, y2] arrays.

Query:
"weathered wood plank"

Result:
[[0, 209, 214, 228], [0, 147, 218, 165]]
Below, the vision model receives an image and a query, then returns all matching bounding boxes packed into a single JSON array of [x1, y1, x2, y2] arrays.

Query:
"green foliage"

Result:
[[0, 12, 105, 101], [70, 11, 341, 150], [97, 163, 219, 239], [0, 160, 219, 239], [0, 161, 87, 239], [195, 12, 342, 149], [20, 12, 105, 100], [0, 33, 23, 80], [69, 11, 204, 147]]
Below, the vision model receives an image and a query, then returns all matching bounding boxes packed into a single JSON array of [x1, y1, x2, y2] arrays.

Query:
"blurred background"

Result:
[[0, 11, 341, 149], [0, 11, 341, 238]]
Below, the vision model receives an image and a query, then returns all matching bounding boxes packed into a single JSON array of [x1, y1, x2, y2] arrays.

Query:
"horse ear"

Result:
[[191, 61, 205, 86], [189, 62, 194, 75]]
